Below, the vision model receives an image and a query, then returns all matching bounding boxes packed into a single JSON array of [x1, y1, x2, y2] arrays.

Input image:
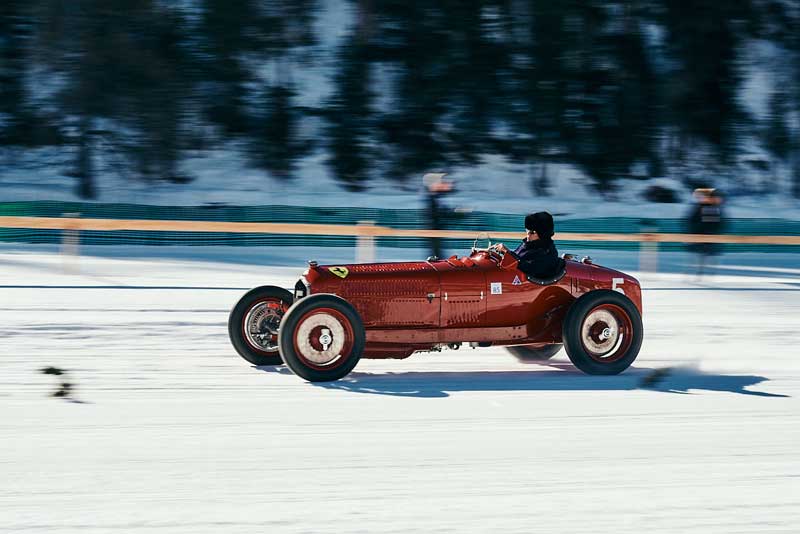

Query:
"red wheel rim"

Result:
[[580, 303, 634, 363], [242, 298, 290, 354], [292, 307, 354, 370]]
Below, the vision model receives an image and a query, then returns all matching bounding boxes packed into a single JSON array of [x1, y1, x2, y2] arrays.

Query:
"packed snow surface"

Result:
[[1, 249, 799, 533]]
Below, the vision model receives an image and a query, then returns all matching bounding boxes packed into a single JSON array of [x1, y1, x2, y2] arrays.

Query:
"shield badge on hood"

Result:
[[329, 266, 349, 279]]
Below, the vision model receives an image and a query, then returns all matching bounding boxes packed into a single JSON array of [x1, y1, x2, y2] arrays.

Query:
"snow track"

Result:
[[2, 252, 799, 533]]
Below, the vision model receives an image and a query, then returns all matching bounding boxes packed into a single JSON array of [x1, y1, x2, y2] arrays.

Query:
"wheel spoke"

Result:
[[243, 299, 287, 353]]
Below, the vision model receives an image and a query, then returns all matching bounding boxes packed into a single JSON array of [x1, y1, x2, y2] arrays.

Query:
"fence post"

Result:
[[61, 212, 81, 273], [639, 222, 658, 275], [356, 220, 376, 263]]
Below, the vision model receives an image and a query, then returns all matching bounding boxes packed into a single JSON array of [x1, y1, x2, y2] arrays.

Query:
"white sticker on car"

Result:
[[512, 275, 522, 285], [491, 282, 502, 295], [612, 277, 626, 295]]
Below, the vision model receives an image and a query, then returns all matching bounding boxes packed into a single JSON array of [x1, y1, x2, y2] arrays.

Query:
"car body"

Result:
[[296, 250, 640, 355], [229, 244, 644, 382]]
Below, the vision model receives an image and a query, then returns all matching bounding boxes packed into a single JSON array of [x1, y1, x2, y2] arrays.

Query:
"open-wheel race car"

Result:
[[228, 236, 644, 382]]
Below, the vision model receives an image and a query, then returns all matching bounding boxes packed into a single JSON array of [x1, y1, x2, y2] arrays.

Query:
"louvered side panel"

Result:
[[442, 297, 484, 328]]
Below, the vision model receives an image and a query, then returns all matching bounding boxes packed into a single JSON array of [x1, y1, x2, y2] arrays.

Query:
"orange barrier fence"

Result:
[[0, 216, 799, 245]]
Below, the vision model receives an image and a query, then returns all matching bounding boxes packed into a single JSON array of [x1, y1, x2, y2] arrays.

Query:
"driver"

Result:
[[495, 212, 560, 279]]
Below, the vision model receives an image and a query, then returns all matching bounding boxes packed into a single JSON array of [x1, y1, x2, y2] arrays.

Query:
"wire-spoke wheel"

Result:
[[229, 286, 293, 366], [563, 290, 643, 375], [279, 294, 365, 382]]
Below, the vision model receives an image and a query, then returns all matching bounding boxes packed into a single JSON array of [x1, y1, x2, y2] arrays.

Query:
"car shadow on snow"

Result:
[[256, 363, 788, 399]]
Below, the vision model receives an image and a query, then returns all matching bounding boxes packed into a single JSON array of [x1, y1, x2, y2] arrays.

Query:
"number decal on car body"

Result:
[[612, 277, 625, 295]]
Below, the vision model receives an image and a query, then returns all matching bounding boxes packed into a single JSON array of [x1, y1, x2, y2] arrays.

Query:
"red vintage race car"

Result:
[[228, 238, 644, 382]]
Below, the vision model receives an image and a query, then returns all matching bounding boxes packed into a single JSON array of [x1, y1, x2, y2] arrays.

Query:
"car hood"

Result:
[[304, 261, 437, 294]]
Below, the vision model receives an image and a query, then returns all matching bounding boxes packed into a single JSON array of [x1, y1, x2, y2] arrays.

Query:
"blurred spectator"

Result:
[[686, 188, 725, 278], [423, 173, 455, 260]]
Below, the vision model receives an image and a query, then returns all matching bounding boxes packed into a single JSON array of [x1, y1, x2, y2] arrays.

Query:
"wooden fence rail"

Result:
[[0, 216, 799, 245]]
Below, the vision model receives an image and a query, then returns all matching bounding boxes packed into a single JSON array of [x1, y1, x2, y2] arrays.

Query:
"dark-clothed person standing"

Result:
[[424, 173, 454, 260], [686, 188, 725, 278]]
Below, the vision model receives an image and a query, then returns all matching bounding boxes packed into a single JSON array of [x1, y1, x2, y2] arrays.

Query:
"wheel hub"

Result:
[[296, 313, 346, 365], [318, 329, 333, 350], [581, 309, 621, 357], [244, 301, 286, 352]]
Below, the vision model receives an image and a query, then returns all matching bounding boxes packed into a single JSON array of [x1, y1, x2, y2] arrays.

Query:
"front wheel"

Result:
[[563, 290, 643, 375], [229, 286, 293, 366], [278, 294, 365, 382]]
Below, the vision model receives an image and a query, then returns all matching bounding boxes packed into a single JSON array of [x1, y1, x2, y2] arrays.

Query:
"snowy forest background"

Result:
[[1, 0, 800, 213]]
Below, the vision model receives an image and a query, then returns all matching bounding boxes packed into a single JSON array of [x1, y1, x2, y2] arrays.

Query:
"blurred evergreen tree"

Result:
[[443, 1, 514, 165], [198, 0, 260, 136], [125, 7, 193, 184], [660, 0, 754, 168], [254, 84, 298, 179], [33, 0, 194, 198], [764, 89, 791, 164], [326, 1, 374, 191], [613, 2, 661, 178], [372, 1, 450, 182], [199, 0, 316, 179], [507, 1, 660, 193], [0, 0, 795, 199], [560, 2, 660, 192], [785, 1, 800, 198], [509, 1, 570, 195], [250, 1, 316, 180], [0, 1, 34, 146]]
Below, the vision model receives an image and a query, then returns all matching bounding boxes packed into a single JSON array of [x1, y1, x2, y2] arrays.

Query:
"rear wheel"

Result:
[[228, 286, 293, 366], [278, 294, 365, 382], [507, 344, 562, 362], [563, 290, 643, 375]]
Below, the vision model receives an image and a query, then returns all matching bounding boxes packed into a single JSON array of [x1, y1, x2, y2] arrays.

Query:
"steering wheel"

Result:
[[487, 243, 506, 262]]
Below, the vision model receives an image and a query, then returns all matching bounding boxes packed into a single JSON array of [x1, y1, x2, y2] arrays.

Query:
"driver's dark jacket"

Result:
[[509, 238, 560, 279]]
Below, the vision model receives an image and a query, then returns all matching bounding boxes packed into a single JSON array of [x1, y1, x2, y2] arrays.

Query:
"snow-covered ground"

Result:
[[2, 250, 799, 533]]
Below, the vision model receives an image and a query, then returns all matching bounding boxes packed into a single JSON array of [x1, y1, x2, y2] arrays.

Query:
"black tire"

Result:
[[278, 294, 365, 382], [228, 285, 294, 366], [562, 290, 643, 375], [507, 344, 563, 362]]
